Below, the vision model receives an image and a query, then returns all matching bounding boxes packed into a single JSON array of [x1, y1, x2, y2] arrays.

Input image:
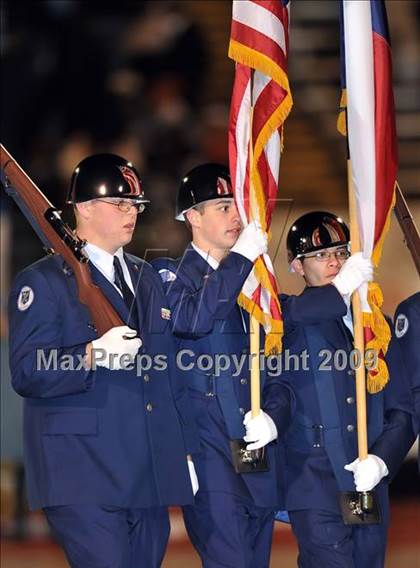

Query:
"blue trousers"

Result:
[[183, 491, 275, 568], [289, 507, 389, 568], [44, 504, 170, 568]]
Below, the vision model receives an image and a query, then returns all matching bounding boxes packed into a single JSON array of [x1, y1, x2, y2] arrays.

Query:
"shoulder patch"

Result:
[[17, 286, 34, 311], [395, 313, 409, 338], [158, 268, 177, 283]]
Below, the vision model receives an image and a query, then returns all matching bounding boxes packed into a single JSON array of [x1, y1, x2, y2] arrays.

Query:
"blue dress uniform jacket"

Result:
[[278, 284, 415, 513], [8, 253, 200, 511], [152, 245, 294, 509]]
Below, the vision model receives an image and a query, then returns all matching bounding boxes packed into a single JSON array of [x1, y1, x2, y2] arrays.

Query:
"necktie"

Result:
[[113, 256, 135, 309]]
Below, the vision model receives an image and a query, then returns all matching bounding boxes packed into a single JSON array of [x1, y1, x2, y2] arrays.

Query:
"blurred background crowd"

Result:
[[1, 1, 419, 566]]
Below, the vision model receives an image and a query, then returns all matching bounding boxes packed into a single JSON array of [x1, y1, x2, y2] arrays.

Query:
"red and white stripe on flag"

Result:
[[228, 0, 292, 354], [342, 0, 397, 392]]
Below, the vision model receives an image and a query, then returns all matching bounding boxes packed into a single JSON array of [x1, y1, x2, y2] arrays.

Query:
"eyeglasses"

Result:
[[301, 248, 350, 262], [97, 199, 145, 214]]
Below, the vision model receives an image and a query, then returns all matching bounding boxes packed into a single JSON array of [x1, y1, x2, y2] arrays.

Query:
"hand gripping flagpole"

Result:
[[339, 159, 381, 524]]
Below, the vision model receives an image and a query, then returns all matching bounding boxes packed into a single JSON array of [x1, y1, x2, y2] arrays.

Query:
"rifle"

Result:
[[0, 144, 123, 334], [394, 183, 420, 276]]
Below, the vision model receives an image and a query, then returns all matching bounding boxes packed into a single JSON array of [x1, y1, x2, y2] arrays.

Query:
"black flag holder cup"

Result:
[[339, 491, 381, 525], [229, 313, 270, 474], [229, 440, 269, 474]]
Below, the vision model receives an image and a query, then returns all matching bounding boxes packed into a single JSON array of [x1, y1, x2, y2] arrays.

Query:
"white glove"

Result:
[[91, 326, 142, 370], [332, 252, 373, 296], [344, 454, 389, 491], [243, 410, 278, 450], [231, 220, 268, 262], [187, 459, 199, 496]]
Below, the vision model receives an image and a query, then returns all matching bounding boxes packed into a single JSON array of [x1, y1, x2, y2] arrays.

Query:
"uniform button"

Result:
[[346, 396, 355, 404], [144, 374, 150, 382], [239, 407, 245, 415], [240, 378, 247, 385], [146, 403, 153, 412], [347, 369, 355, 376], [346, 424, 354, 432]]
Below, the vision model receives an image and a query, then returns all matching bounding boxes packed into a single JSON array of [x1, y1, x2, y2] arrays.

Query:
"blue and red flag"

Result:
[[338, 0, 398, 393]]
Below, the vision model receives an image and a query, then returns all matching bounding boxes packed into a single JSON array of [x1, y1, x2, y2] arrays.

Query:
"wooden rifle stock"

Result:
[[394, 183, 420, 276], [0, 144, 123, 334]]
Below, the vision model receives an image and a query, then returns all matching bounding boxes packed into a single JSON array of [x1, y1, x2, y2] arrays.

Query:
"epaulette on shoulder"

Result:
[[20, 254, 65, 278], [125, 252, 147, 267]]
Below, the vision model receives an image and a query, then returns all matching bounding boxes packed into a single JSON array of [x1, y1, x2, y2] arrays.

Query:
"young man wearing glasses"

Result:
[[276, 211, 415, 568], [8, 153, 200, 568]]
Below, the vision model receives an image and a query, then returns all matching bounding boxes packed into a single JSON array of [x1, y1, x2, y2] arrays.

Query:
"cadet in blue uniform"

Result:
[[8, 154, 200, 568], [394, 292, 420, 454], [278, 211, 415, 568], [152, 164, 294, 568]]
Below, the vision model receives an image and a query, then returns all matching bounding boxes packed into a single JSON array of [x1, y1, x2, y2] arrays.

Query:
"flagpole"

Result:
[[347, 159, 368, 461], [249, 178, 262, 418], [248, 70, 261, 419], [338, 157, 381, 522], [250, 312, 261, 416], [229, 72, 268, 477]]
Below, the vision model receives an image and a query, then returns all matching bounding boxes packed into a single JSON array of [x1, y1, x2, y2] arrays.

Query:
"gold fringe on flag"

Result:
[[363, 282, 391, 393], [371, 184, 396, 267], [229, 40, 293, 110], [337, 89, 347, 136], [238, 290, 283, 356], [363, 185, 396, 393]]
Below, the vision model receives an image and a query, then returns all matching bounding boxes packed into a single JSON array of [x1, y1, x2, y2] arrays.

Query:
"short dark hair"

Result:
[[184, 203, 206, 231]]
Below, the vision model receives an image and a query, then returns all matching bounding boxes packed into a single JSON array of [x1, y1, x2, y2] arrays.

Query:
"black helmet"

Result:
[[287, 211, 350, 263], [175, 163, 233, 221], [66, 153, 149, 205]]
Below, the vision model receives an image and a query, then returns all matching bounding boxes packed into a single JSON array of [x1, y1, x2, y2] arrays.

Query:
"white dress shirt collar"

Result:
[[83, 243, 133, 293], [191, 242, 220, 270]]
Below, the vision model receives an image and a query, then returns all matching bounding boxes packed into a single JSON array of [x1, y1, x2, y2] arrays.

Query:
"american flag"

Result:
[[339, 0, 396, 392], [228, 0, 292, 354]]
